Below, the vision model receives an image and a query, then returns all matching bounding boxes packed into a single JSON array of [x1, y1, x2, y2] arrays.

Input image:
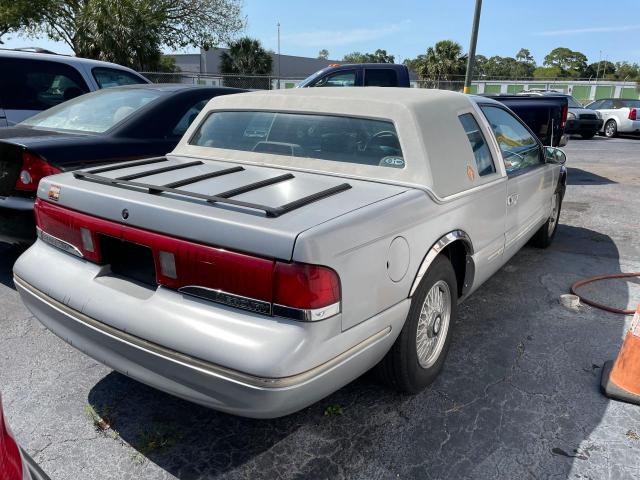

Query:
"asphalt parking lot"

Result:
[[1, 135, 640, 480]]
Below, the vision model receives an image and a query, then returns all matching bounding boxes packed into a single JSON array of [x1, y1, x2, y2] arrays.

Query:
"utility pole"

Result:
[[277, 22, 281, 90], [463, 0, 482, 94]]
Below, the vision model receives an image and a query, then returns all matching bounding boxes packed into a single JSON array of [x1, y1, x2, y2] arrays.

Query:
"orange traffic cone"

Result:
[[601, 305, 640, 404]]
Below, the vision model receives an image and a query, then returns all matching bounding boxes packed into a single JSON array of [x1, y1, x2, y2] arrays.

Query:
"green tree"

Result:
[[481, 56, 519, 78], [343, 49, 395, 63], [543, 47, 588, 77], [532, 66, 563, 79], [418, 40, 466, 85], [514, 48, 536, 78], [74, 0, 165, 70], [24, 0, 243, 61], [0, 0, 49, 42], [317, 49, 329, 60], [220, 37, 273, 89], [613, 62, 640, 81], [472, 54, 487, 77], [584, 61, 616, 79]]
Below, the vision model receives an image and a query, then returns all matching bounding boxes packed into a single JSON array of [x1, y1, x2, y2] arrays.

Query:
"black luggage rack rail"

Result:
[[73, 157, 352, 218]]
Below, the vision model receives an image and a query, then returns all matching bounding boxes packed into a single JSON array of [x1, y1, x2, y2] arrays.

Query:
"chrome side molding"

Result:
[[409, 230, 474, 297]]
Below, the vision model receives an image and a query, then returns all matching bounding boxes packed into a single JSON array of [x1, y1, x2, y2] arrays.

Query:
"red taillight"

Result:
[[34, 200, 341, 318], [158, 241, 276, 303], [0, 395, 24, 480], [14, 151, 61, 192], [560, 104, 568, 129], [274, 263, 340, 309], [629, 108, 637, 121]]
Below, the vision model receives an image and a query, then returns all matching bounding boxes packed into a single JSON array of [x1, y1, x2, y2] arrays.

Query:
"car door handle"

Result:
[[507, 194, 519, 206]]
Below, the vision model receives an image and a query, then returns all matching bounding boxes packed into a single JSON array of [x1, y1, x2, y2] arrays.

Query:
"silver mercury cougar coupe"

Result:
[[13, 88, 567, 418]]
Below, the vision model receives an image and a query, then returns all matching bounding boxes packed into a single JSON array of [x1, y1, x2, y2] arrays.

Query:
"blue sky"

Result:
[[3, 0, 640, 64]]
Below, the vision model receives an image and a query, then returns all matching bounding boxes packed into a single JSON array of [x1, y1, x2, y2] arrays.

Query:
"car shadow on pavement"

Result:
[[87, 224, 634, 479], [566, 167, 616, 186], [0, 244, 24, 289]]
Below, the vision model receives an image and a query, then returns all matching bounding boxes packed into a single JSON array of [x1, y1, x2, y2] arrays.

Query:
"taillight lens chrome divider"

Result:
[[272, 301, 341, 322], [34, 199, 342, 322], [37, 226, 84, 258]]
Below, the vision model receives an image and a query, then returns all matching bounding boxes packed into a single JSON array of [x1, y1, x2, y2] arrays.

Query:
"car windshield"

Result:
[[566, 96, 583, 108], [190, 111, 404, 168], [297, 68, 332, 87], [20, 88, 163, 133]]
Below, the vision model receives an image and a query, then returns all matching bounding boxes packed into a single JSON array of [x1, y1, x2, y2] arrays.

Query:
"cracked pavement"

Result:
[[1, 136, 640, 479]]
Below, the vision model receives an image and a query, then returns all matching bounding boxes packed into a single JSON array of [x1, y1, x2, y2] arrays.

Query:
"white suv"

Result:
[[0, 49, 149, 127]]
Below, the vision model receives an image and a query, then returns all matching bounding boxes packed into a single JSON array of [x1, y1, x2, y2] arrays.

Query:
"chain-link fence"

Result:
[[141, 72, 303, 90], [141, 71, 640, 101]]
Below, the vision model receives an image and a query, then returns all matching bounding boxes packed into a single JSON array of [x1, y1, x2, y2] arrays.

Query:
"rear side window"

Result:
[[619, 99, 640, 109], [93, 67, 147, 88], [0, 58, 89, 110], [458, 113, 495, 176], [315, 71, 356, 87], [364, 69, 397, 87], [190, 111, 404, 168], [171, 100, 208, 137], [599, 100, 614, 109]]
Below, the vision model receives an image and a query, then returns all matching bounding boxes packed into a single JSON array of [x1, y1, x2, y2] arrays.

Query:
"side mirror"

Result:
[[545, 146, 567, 165]]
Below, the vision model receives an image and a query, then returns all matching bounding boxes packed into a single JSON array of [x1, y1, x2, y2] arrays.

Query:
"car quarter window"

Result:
[[171, 99, 208, 137], [315, 71, 356, 87], [92, 67, 147, 88], [364, 69, 397, 87], [0, 57, 89, 110], [458, 113, 496, 176], [480, 105, 542, 175]]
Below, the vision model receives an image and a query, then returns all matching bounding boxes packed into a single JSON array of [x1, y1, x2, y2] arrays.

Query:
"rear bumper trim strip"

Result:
[[14, 274, 390, 390]]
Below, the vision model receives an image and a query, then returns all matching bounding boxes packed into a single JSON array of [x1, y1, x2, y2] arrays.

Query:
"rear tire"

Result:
[[377, 255, 458, 393], [531, 190, 562, 248], [604, 119, 617, 138], [580, 132, 596, 140]]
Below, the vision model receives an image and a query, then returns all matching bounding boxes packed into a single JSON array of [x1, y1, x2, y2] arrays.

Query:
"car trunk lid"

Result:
[[37, 155, 408, 260]]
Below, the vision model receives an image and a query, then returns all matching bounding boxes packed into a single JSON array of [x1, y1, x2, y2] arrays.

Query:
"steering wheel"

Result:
[[364, 130, 399, 152]]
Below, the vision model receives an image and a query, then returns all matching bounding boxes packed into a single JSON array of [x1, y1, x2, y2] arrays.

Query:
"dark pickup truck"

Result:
[[483, 94, 569, 147], [298, 63, 411, 88]]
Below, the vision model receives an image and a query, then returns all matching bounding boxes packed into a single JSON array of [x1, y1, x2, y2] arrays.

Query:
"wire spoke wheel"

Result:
[[416, 280, 451, 369]]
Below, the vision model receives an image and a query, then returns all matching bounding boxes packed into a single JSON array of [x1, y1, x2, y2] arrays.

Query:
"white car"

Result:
[[0, 49, 149, 127], [585, 98, 640, 137], [14, 88, 567, 418]]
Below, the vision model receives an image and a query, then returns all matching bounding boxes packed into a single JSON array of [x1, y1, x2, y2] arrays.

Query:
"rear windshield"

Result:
[[189, 111, 404, 168], [92, 67, 147, 88], [21, 88, 162, 133]]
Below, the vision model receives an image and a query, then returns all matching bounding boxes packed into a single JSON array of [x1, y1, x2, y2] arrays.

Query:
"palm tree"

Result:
[[417, 40, 466, 87], [220, 37, 273, 89]]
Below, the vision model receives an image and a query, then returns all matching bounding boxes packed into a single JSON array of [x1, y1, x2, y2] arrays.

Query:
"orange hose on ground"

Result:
[[570, 273, 640, 315]]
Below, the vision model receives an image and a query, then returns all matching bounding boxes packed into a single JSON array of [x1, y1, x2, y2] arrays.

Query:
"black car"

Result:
[[0, 84, 245, 244]]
